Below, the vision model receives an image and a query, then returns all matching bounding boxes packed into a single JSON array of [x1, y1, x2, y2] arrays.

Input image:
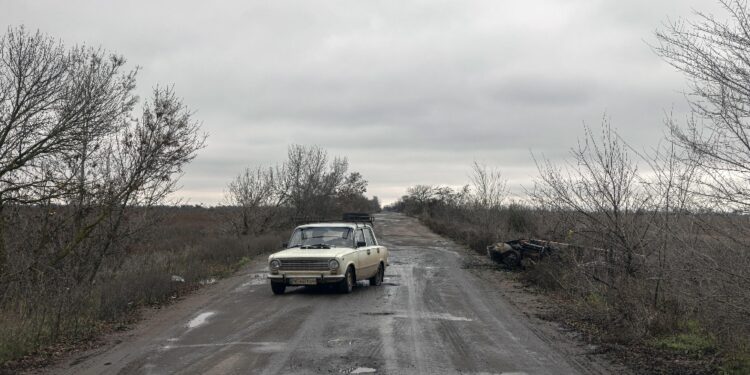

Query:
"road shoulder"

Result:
[[459, 246, 632, 375]]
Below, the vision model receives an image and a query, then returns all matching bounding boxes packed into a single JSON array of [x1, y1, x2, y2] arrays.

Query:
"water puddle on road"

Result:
[[351, 367, 377, 374], [161, 341, 285, 353], [187, 311, 215, 329], [232, 273, 268, 292], [361, 310, 472, 322]]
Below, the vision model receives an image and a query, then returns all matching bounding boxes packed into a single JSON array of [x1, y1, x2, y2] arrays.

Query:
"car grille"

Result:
[[279, 258, 330, 271]]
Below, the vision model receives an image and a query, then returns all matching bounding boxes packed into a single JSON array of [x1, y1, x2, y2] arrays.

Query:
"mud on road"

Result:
[[36, 212, 621, 375]]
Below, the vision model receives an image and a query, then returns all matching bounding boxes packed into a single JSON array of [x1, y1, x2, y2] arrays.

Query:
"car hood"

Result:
[[270, 247, 356, 259]]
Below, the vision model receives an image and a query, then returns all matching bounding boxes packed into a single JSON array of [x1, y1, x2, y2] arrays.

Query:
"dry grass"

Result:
[[0, 206, 285, 371], [394, 201, 750, 374]]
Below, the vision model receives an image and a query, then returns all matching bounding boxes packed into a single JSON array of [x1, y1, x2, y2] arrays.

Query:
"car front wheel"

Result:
[[338, 267, 354, 293], [271, 282, 286, 295]]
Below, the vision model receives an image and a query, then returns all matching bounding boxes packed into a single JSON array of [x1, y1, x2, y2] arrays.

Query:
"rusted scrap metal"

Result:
[[486, 239, 565, 268]]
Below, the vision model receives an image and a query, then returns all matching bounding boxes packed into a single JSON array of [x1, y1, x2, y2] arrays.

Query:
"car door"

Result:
[[361, 227, 379, 278], [353, 228, 368, 280], [367, 227, 387, 267]]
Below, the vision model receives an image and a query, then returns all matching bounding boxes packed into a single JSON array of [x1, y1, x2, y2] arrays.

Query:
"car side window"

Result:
[[363, 228, 375, 246], [355, 229, 365, 247], [367, 228, 378, 246]]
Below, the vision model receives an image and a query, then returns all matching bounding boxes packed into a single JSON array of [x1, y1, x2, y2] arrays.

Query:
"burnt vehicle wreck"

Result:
[[486, 239, 562, 268]]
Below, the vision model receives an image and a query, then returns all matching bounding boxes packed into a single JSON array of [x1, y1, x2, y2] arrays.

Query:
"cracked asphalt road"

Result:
[[48, 212, 593, 375]]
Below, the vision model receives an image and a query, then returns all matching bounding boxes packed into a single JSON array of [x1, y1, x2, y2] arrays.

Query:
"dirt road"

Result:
[[46, 212, 606, 375]]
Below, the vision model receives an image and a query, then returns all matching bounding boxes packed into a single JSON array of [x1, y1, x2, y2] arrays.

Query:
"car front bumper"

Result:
[[267, 274, 345, 285]]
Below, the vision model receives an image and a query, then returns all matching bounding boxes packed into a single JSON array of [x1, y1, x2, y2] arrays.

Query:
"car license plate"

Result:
[[289, 278, 317, 286]]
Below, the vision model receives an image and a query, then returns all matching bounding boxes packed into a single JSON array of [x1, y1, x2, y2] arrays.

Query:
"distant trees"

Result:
[[469, 161, 508, 236], [277, 144, 353, 219], [393, 162, 507, 217], [469, 161, 507, 210], [224, 144, 379, 236], [225, 166, 278, 236]]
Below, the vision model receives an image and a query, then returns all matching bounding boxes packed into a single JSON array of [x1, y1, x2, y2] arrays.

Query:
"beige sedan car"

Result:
[[267, 221, 388, 294]]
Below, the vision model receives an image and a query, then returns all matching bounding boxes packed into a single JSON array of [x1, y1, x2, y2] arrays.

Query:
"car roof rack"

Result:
[[292, 213, 374, 227], [342, 212, 374, 225]]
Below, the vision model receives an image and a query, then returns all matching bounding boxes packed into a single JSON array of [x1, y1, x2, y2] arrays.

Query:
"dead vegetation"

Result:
[[0, 25, 213, 370], [389, 2, 750, 373], [0, 28, 379, 370]]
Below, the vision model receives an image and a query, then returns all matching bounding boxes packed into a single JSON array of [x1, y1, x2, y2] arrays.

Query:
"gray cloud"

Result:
[[1, 0, 728, 204]]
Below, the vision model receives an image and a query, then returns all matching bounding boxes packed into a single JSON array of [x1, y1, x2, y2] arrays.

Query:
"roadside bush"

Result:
[[391, 132, 749, 373], [506, 203, 536, 236]]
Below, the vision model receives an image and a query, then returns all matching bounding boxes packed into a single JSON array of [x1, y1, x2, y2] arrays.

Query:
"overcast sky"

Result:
[[2, 0, 727, 205]]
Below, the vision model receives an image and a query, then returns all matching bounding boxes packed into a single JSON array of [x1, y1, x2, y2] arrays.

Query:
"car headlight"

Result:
[[270, 259, 281, 270], [328, 259, 340, 271]]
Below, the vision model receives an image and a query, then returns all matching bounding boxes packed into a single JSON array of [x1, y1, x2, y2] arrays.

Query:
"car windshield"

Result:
[[288, 227, 353, 249]]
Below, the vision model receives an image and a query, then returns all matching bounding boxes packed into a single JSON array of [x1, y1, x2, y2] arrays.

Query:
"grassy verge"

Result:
[[413, 211, 749, 375], [0, 207, 285, 374]]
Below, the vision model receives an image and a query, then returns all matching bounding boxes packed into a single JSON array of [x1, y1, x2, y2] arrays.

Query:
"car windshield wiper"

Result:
[[300, 244, 331, 249]]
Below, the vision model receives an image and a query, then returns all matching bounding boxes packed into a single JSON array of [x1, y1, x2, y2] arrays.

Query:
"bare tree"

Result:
[[0, 26, 137, 277], [0, 28, 137, 203], [467, 161, 507, 237], [52, 87, 205, 283], [277, 144, 329, 218], [655, 1, 750, 337], [276, 144, 358, 219], [532, 121, 655, 280], [225, 166, 278, 235], [226, 144, 373, 229], [655, 0, 750, 212], [0, 26, 205, 343], [469, 161, 507, 210], [405, 184, 436, 210]]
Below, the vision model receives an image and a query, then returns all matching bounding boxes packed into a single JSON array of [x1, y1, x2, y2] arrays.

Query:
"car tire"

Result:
[[502, 250, 521, 268], [338, 267, 354, 294], [369, 263, 384, 286], [271, 282, 286, 295]]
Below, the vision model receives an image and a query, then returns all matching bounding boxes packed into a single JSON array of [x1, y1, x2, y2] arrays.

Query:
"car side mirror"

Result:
[[281, 242, 288, 249], [356, 241, 367, 248]]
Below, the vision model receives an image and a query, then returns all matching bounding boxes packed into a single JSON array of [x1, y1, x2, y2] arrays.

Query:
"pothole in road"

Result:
[[327, 338, 355, 347], [350, 367, 377, 374]]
